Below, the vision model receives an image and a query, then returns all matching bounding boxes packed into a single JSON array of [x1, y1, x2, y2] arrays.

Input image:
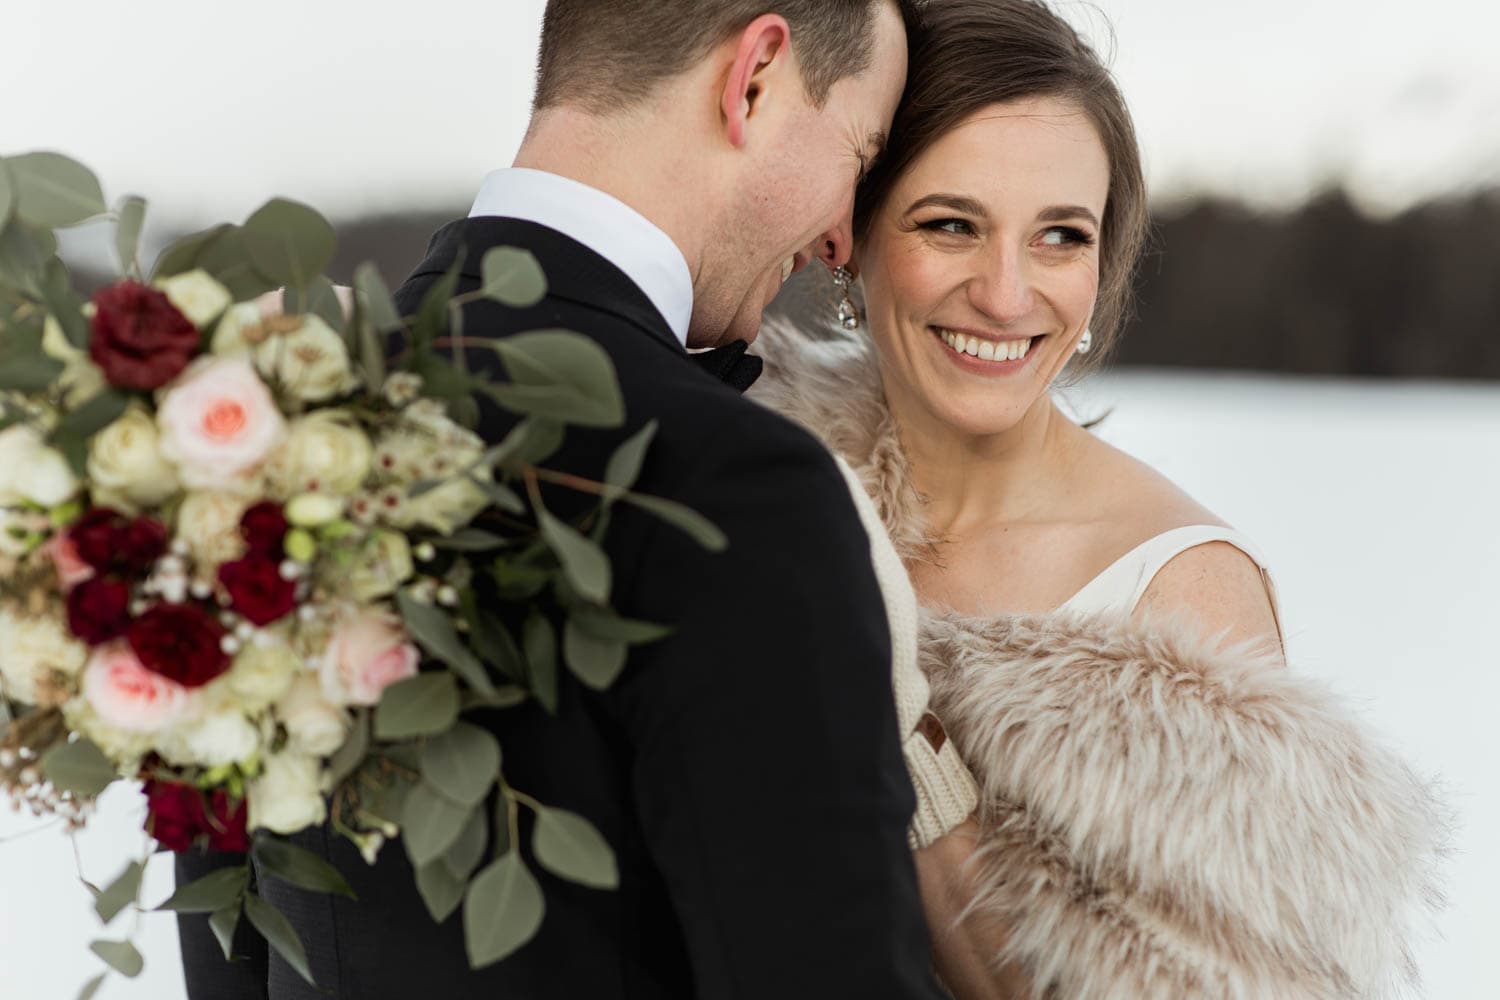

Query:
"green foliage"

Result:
[[208, 903, 241, 962], [253, 835, 357, 898], [114, 195, 146, 277], [93, 861, 144, 925], [244, 891, 315, 985], [242, 197, 336, 289], [463, 853, 545, 969], [479, 246, 547, 308], [155, 865, 248, 914], [40, 738, 115, 797], [8, 152, 106, 228], [151, 222, 233, 280], [562, 618, 627, 690], [374, 671, 460, 740], [532, 807, 619, 890], [604, 419, 658, 499], [0, 313, 65, 391], [325, 710, 371, 790], [522, 611, 559, 714], [353, 261, 403, 333], [75, 973, 106, 1000], [0, 158, 13, 234], [415, 859, 466, 923], [420, 722, 501, 806], [0, 220, 55, 298], [89, 939, 143, 978], [621, 491, 729, 552], [442, 807, 489, 883], [397, 591, 496, 698], [51, 388, 132, 477], [402, 780, 472, 867], [537, 505, 612, 605], [41, 257, 90, 350], [484, 330, 625, 428]]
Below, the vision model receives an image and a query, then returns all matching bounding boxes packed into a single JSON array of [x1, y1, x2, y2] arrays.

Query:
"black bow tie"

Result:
[[690, 340, 764, 393]]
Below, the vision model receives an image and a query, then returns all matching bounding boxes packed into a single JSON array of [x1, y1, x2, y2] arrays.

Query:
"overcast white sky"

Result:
[[6, 0, 1498, 226]]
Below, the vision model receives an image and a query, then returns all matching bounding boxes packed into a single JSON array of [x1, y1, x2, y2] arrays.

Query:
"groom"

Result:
[[178, 2, 947, 997]]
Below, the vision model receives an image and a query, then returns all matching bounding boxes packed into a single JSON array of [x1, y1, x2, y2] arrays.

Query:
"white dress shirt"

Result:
[[469, 167, 694, 347]]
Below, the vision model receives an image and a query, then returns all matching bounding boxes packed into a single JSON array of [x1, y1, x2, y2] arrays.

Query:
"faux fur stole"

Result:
[[748, 318, 1448, 998]]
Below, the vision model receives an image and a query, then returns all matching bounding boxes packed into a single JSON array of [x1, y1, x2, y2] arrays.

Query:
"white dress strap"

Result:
[[1059, 525, 1280, 629]]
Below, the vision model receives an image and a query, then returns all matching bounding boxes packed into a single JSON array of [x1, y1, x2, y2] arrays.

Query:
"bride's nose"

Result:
[[967, 246, 1035, 323]]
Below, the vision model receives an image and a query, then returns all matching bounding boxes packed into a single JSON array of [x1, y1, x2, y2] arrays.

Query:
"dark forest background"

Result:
[[317, 188, 1500, 380]]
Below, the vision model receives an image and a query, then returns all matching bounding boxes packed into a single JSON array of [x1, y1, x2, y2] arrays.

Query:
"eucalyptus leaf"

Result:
[[75, 973, 106, 1000], [486, 329, 624, 427], [537, 506, 611, 605], [491, 795, 513, 859], [432, 528, 508, 552], [244, 891, 316, 986], [208, 902, 241, 961], [325, 710, 371, 790], [420, 723, 501, 806], [0, 159, 13, 233], [532, 806, 620, 890], [284, 275, 345, 333], [114, 195, 147, 276], [242, 197, 336, 288], [523, 612, 559, 714], [197, 225, 276, 302], [94, 861, 144, 925], [353, 261, 403, 333], [484, 381, 623, 429], [621, 492, 729, 553], [0, 221, 51, 297], [604, 419, 659, 499], [483, 417, 565, 473], [373, 671, 460, 740], [0, 353, 65, 392], [479, 246, 547, 308], [41, 257, 90, 350], [412, 256, 462, 357], [396, 592, 494, 698], [490, 559, 552, 601], [415, 859, 466, 923], [463, 853, 545, 969], [151, 223, 233, 280], [155, 864, 249, 914], [410, 352, 475, 401], [563, 619, 628, 690], [466, 609, 526, 682], [41, 738, 115, 797], [10, 152, 107, 227], [402, 780, 472, 868], [52, 385, 130, 448], [443, 806, 489, 883], [570, 606, 673, 645], [89, 939, 143, 978], [253, 836, 356, 898], [476, 478, 527, 515]]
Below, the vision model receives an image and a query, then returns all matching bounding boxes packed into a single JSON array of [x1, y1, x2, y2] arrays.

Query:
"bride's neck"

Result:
[[889, 383, 1080, 538]]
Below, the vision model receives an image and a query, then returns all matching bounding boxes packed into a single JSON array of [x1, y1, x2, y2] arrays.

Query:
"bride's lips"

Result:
[[930, 326, 1040, 375]]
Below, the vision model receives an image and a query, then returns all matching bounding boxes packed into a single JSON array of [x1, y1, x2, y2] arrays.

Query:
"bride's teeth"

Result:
[[963, 337, 980, 357], [1007, 340, 1022, 361], [977, 340, 996, 361], [780, 257, 795, 283]]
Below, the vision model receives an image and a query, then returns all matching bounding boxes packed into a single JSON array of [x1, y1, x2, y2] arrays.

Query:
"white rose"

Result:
[[276, 674, 351, 757], [41, 316, 84, 363], [270, 316, 358, 403], [161, 698, 261, 767], [174, 491, 251, 574], [285, 492, 344, 528], [248, 751, 327, 834], [44, 314, 108, 405], [375, 412, 489, 535], [156, 357, 285, 492], [87, 406, 181, 511], [210, 302, 266, 357], [0, 425, 80, 509], [347, 531, 414, 602], [0, 606, 88, 706], [266, 410, 373, 499], [156, 269, 232, 328], [219, 636, 300, 713]]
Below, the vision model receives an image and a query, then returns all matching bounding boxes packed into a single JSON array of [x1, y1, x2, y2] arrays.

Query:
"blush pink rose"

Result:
[[47, 533, 95, 591], [320, 609, 421, 706], [82, 640, 190, 732], [156, 358, 286, 489]]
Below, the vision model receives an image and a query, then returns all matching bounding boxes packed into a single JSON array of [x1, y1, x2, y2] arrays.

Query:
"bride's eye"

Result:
[[1039, 226, 1096, 248], [921, 218, 975, 236]]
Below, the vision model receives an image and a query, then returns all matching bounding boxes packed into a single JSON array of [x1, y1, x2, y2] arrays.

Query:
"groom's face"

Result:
[[711, 3, 908, 346]]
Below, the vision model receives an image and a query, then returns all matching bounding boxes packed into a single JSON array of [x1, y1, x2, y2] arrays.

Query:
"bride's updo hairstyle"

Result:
[[854, 0, 1148, 373]]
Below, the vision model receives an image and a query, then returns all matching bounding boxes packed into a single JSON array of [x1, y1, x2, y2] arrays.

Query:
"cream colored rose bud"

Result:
[[285, 492, 345, 528], [156, 269, 233, 328]]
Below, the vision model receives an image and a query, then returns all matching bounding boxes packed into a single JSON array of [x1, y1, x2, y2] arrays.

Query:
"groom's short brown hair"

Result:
[[534, 0, 912, 112]]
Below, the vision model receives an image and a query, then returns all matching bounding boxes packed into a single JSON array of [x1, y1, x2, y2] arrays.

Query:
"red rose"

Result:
[[69, 508, 128, 573], [128, 604, 229, 688], [218, 556, 297, 626], [143, 780, 203, 853], [68, 509, 167, 575], [89, 281, 202, 391], [202, 789, 251, 853], [66, 577, 133, 645], [239, 502, 288, 557]]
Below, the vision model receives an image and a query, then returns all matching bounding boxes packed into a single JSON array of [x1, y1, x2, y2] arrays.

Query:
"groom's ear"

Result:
[[721, 14, 793, 149]]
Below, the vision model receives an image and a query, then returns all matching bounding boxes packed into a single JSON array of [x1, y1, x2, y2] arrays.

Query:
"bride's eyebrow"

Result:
[[906, 193, 987, 217]]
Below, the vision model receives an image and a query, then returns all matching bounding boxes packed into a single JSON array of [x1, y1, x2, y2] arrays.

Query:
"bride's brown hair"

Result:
[[854, 0, 1148, 371]]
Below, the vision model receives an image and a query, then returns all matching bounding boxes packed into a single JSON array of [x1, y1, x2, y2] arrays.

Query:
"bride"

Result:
[[752, 0, 1444, 996]]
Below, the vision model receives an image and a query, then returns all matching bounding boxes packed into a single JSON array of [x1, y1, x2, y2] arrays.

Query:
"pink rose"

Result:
[[47, 533, 95, 591], [156, 358, 285, 490], [82, 641, 190, 732], [320, 609, 421, 706]]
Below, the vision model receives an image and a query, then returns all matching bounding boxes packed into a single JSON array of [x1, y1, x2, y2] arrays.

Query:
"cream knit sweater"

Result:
[[830, 456, 978, 850]]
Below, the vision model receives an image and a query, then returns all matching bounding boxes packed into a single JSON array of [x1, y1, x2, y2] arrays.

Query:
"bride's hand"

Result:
[[914, 817, 1030, 1000]]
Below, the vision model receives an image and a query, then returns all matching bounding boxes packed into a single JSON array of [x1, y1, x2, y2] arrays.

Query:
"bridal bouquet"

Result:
[[0, 152, 722, 997]]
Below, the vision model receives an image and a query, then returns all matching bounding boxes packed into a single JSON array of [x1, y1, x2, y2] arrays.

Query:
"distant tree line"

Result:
[[318, 188, 1500, 380]]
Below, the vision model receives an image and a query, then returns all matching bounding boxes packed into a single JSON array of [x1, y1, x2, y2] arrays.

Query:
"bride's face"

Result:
[[859, 97, 1110, 438]]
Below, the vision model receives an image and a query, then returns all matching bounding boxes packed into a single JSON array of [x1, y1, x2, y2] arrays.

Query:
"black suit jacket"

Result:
[[177, 218, 944, 999]]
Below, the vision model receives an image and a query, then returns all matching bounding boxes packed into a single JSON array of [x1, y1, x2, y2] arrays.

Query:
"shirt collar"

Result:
[[469, 168, 693, 347]]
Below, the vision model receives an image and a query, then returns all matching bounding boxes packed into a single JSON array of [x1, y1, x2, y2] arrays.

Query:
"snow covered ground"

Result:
[[2, 369, 1495, 998]]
